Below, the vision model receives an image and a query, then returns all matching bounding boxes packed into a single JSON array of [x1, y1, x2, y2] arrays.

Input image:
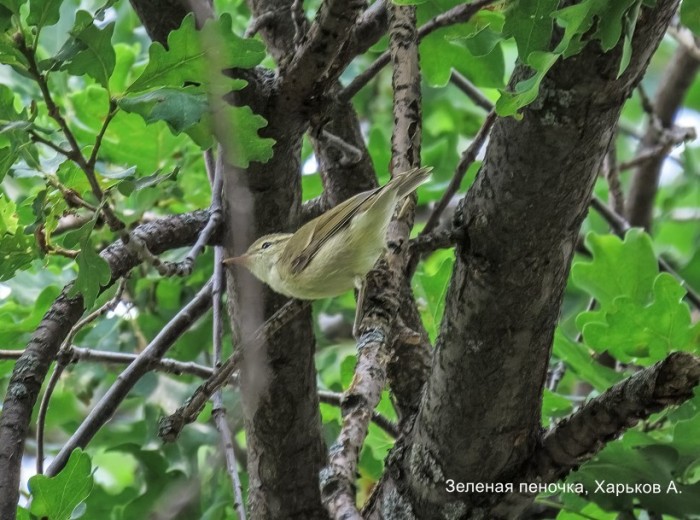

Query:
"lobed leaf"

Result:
[[29, 449, 94, 520]]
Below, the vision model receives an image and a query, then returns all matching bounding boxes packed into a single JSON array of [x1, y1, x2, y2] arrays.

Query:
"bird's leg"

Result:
[[353, 276, 366, 338]]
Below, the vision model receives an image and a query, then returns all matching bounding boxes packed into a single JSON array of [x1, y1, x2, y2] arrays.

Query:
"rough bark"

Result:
[[0, 211, 212, 519], [217, 0, 375, 516], [365, 1, 681, 518], [488, 352, 700, 518]]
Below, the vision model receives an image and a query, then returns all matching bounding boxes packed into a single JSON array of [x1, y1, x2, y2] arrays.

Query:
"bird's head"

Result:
[[222, 233, 292, 282]]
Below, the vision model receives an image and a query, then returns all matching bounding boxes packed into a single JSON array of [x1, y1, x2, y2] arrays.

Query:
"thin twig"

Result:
[[291, 0, 307, 47], [36, 278, 127, 474], [20, 31, 190, 283], [87, 98, 118, 169], [339, 0, 498, 101], [158, 299, 310, 442], [17, 33, 124, 233], [45, 279, 214, 477], [208, 146, 247, 520], [322, 5, 423, 518], [423, 110, 495, 236], [604, 130, 625, 215], [449, 70, 493, 112], [318, 390, 398, 437], [618, 144, 673, 171], [406, 111, 495, 277], [29, 131, 74, 158], [319, 129, 363, 166], [175, 151, 224, 276], [45, 176, 98, 212], [546, 298, 596, 392], [668, 23, 700, 61], [244, 10, 278, 38], [0, 348, 228, 381], [212, 248, 247, 520], [590, 197, 700, 310], [408, 224, 464, 256]]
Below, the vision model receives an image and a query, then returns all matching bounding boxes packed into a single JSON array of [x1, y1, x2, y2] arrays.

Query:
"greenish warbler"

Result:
[[222, 166, 432, 301]]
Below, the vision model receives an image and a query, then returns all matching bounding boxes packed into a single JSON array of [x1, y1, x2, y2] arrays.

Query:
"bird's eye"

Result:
[[260, 241, 272, 250]]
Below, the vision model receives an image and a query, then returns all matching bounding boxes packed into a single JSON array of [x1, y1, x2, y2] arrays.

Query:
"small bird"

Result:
[[223, 166, 431, 332]]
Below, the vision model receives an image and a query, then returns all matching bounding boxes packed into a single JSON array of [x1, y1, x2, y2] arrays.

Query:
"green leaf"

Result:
[[553, 0, 638, 57], [552, 331, 623, 391], [187, 101, 275, 167], [0, 146, 17, 180], [29, 449, 94, 520], [27, 0, 61, 30], [68, 86, 191, 174], [618, 0, 642, 77], [572, 230, 698, 364], [542, 388, 573, 422], [421, 32, 504, 89], [682, 0, 700, 35], [568, 430, 700, 517], [578, 274, 699, 364], [61, 208, 101, 249], [67, 238, 112, 309], [0, 32, 30, 71], [59, 11, 115, 89], [0, 0, 25, 15], [116, 167, 178, 196], [127, 13, 265, 93], [495, 51, 558, 116], [118, 88, 207, 134], [0, 84, 38, 172], [503, 0, 560, 59], [0, 193, 19, 235], [572, 230, 658, 307], [413, 250, 454, 342], [0, 194, 35, 281]]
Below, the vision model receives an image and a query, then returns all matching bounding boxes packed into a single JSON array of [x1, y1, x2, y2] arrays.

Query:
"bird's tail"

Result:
[[392, 166, 433, 198]]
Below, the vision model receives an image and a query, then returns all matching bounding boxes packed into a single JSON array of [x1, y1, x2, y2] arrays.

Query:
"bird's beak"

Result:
[[222, 254, 248, 266]]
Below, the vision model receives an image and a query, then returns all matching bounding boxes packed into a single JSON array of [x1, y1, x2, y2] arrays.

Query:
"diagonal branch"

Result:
[[407, 110, 495, 276], [279, 0, 367, 104], [0, 210, 212, 517], [489, 352, 700, 518], [157, 299, 310, 442], [45, 279, 214, 477], [339, 0, 498, 101], [382, 1, 682, 517]]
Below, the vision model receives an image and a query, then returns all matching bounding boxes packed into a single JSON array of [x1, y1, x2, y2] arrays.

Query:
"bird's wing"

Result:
[[282, 188, 378, 275]]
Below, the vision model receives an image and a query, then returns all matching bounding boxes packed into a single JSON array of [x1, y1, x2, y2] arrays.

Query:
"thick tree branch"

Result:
[[0, 210, 212, 518], [489, 352, 700, 518], [279, 0, 367, 107], [378, 1, 681, 517]]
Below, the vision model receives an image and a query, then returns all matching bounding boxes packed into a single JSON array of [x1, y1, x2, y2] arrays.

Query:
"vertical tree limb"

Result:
[[320, 5, 423, 518], [626, 44, 700, 229], [370, 1, 680, 517]]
